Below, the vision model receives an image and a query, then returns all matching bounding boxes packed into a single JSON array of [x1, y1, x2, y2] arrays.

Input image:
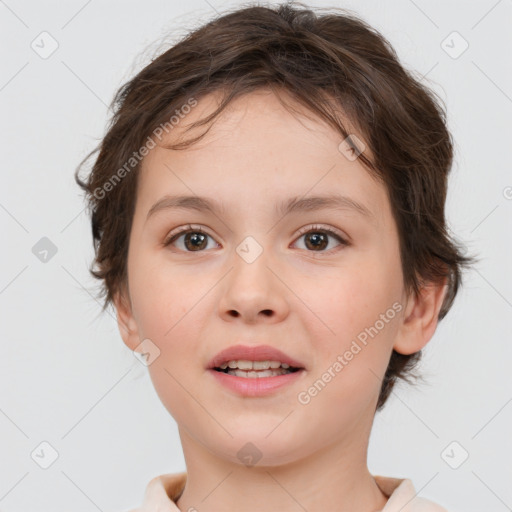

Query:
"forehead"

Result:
[[154, 88, 372, 159], [136, 89, 389, 225]]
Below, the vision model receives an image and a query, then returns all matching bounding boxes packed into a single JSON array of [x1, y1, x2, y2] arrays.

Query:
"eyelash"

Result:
[[163, 224, 349, 254]]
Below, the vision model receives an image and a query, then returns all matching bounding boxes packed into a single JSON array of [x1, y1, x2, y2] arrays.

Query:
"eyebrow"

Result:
[[146, 194, 375, 222]]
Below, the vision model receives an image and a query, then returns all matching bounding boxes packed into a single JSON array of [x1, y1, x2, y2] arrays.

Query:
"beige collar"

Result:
[[134, 472, 447, 511]]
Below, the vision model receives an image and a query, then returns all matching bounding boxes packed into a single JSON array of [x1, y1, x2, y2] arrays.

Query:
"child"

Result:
[[76, 2, 475, 510]]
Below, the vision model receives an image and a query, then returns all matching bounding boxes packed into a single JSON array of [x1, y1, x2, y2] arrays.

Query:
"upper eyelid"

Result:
[[295, 224, 346, 239], [164, 224, 209, 243], [164, 223, 348, 245]]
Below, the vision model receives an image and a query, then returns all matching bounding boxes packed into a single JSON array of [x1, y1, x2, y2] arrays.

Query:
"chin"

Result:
[[209, 435, 305, 468]]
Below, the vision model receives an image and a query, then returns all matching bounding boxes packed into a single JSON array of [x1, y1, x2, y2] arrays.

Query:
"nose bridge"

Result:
[[218, 234, 287, 321]]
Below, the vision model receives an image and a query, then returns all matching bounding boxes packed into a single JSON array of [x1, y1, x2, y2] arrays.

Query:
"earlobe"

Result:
[[112, 289, 141, 352], [393, 277, 448, 356]]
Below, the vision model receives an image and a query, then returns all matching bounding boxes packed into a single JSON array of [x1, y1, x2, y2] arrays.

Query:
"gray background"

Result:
[[1, 0, 511, 511]]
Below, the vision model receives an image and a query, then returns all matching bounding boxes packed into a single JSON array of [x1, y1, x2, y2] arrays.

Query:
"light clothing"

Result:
[[128, 471, 448, 511]]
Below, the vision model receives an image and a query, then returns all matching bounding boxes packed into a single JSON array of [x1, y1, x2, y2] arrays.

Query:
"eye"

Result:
[[292, 224, 348, 253], [163, 224, 349, 254], [163, 224, 219, 252]]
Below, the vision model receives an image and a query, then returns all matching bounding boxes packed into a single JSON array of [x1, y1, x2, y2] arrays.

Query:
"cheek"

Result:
[[129, 251, 201, 336], [307, 254, 402, 391], [129, 263, 208, 424], [317, 256, 401, 335], [127, 261, 207, 421]]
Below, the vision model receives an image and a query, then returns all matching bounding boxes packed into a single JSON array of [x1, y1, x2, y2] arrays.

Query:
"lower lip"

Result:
[[207, 368, 305, 397]]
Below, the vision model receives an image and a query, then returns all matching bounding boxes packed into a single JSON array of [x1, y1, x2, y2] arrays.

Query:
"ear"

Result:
[[393, 276, 449, 355], [112, 286, 141, 352]]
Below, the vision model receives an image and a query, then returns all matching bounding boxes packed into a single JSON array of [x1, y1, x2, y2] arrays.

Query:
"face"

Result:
[[115, 88, 434, 467]]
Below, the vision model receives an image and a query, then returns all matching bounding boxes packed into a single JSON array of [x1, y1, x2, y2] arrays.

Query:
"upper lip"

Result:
[[208, 344, 306, 370]]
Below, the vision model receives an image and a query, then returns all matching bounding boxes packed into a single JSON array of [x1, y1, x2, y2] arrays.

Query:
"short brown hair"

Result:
[[75, 2, 476, 410]]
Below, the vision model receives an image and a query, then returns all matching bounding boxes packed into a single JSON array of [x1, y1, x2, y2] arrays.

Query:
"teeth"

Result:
[[254, 360, 281, 370], [219, 360, 291, 370], [229, 368, 291, 378]]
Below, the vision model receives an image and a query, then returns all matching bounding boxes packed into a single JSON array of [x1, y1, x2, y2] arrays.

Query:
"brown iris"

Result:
[[304, 232, 328, 251]]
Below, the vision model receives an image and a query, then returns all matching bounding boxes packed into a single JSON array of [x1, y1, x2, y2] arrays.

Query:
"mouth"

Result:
[[213, 360, 303, 378], [207, 344, 306, 379]]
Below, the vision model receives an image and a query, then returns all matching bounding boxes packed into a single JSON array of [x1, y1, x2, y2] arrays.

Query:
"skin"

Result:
[[114, 88, 447, 512]]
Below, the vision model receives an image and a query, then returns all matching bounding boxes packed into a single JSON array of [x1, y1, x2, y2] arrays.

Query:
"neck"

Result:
[[175, 425, 388, 512]]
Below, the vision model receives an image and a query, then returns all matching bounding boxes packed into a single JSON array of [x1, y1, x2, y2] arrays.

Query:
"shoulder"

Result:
[[125, 472, 187, 512], [374, 475, 449, 512], [409, 496, 449, 511]]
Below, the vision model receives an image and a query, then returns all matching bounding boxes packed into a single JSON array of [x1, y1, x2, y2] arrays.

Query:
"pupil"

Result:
[[186, 232, 207, 251], [306, 233, 327, 251]]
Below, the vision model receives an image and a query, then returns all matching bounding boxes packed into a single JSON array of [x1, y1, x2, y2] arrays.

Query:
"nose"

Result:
[[217, 249, 290, 324]]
